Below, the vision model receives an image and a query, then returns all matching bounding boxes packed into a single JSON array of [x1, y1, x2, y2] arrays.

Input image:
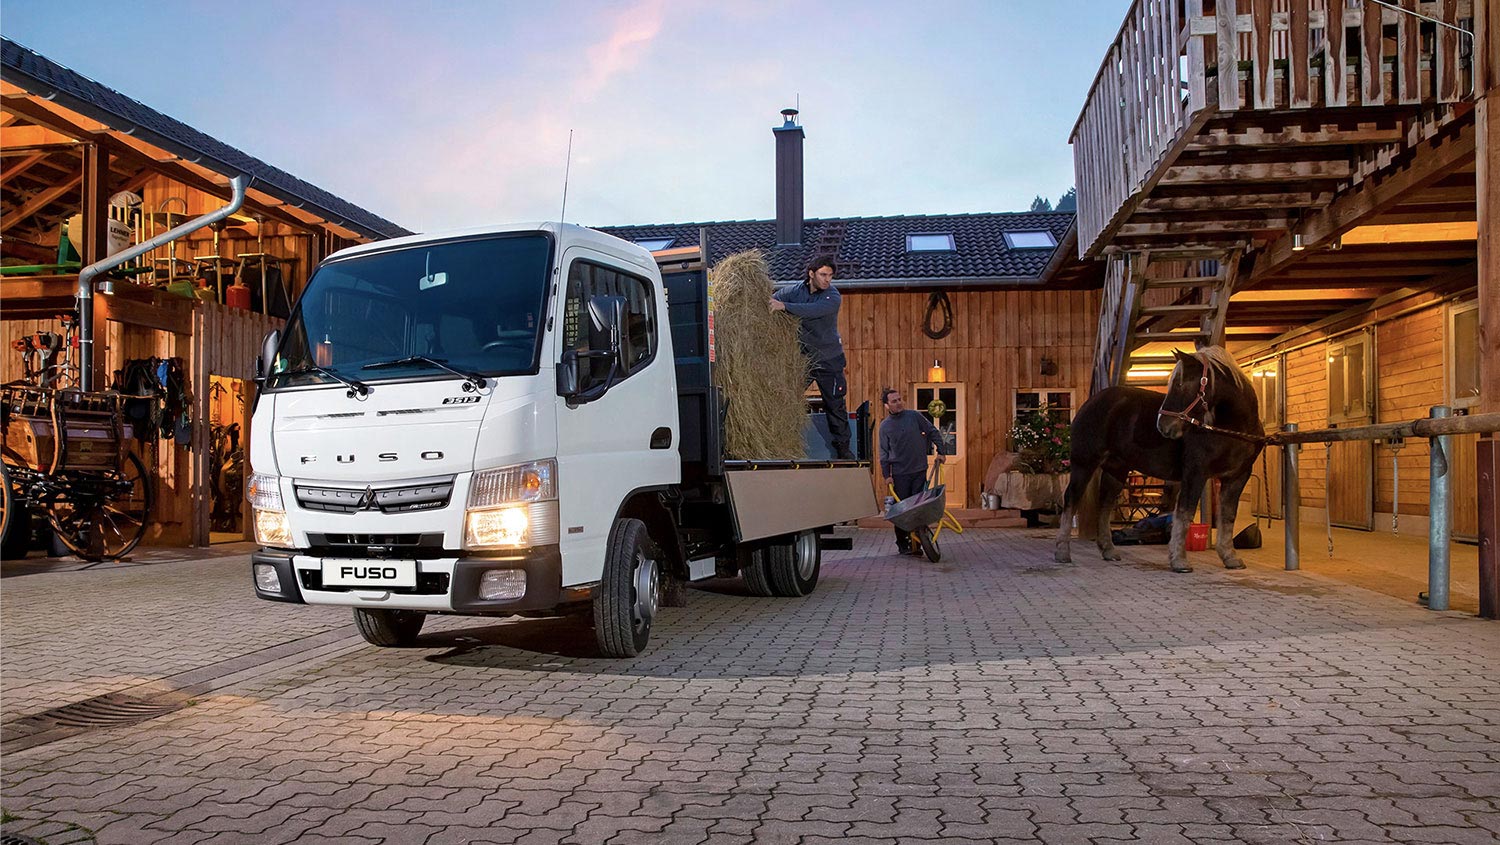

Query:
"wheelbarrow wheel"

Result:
[[916, 527, 940, 562]]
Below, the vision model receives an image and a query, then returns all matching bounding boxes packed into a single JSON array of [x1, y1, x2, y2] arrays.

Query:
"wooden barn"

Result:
[[1069, 0, 1498, 615], [601, 111, 1104, 509], [1, 38, 408, 548]]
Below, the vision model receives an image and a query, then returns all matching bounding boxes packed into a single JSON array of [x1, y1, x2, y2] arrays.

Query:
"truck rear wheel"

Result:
[[766, 530, 821, 597], [742, 547, 776, 597], [353, 608, 426, 647], [594, 517, 659, 657]]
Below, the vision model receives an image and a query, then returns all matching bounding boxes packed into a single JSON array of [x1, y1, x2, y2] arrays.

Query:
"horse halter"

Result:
[[1157, 351, 1265, 444]]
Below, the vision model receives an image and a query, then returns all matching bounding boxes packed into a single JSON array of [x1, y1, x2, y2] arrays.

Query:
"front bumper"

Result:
[[250, 546, 564, 613]]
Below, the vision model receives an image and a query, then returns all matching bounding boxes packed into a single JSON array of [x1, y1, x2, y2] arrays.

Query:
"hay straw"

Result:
[[709, 250, 809, 460]]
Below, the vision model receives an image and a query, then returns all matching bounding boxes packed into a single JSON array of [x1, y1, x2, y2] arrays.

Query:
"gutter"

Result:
[[76, 175, 247, 391]]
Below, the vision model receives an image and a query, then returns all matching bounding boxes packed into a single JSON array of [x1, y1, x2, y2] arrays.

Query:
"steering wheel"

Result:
[[481, 339, 531, 353]]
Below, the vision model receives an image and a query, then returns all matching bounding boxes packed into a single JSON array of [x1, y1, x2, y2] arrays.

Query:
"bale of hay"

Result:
[[709, 250, 809, 460]]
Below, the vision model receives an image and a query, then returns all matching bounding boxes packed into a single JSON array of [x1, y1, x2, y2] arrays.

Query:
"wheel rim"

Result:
[[47, 453, 151, 561], [794, 531, 818, 580], [632, 551, 659, 632]]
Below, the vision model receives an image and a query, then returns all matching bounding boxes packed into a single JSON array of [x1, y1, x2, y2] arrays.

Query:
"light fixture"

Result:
[[1292, 233, 1305, 251], [928, 359, 946, 382], [1328, 235, 1342, 251], [97, 277, 115, 295]]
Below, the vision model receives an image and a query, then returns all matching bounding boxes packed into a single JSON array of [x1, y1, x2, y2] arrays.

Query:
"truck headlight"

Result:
[[254, 509, 293, 547], [465, 461, 558, 550]]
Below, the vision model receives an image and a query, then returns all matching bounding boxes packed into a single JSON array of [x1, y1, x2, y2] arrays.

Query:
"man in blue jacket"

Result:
[[770, 256, 854, 460]]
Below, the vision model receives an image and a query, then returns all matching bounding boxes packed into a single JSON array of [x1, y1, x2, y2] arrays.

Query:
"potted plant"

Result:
[[996, 404, 1071, 520]]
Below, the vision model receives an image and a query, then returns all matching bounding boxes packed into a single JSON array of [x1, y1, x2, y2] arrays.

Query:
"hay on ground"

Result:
[[709, 250, 809, 460]]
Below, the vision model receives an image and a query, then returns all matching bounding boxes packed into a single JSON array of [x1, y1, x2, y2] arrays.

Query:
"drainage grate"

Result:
[[2, 835, 44, 845], [1, 691, 189, 754]]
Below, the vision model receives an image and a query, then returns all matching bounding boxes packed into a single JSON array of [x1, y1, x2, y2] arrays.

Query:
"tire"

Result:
[[594, 517, 660, 658], [353, 608, 426, 647], [917, 527, 940, 562], [1, 461, 32, 561], [742, 546, 776, 597], [766, 530, 821, 597]]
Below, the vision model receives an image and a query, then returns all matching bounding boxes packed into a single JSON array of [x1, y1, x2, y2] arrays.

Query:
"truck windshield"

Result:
[[267, 234, 552, 390]]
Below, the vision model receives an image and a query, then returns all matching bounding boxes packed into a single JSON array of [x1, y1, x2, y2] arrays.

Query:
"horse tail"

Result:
[[1072, 468, 1104, 541]]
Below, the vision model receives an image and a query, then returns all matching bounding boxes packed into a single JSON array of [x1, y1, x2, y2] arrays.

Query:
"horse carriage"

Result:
[[0, 383, 153, 561]]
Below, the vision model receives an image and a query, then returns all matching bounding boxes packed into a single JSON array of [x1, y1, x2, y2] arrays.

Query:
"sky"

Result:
[[3, 0, 1132, 234]]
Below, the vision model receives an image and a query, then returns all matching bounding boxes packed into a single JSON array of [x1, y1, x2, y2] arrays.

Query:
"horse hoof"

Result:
[[1102, 550, 1122, 561], [1223, 558, 1246, 570], [1054, 551, 1072, 564], [1170, 562, 1193, 573]]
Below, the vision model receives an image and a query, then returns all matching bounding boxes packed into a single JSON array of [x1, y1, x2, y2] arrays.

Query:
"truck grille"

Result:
[[295, 479, 454, 514], [305, 532, 447, 559]]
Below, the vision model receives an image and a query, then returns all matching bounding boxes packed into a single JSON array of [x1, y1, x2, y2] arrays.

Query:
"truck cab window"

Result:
[[563, 259, 655, 390]]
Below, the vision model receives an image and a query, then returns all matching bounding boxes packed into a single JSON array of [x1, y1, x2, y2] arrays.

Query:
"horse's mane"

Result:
[[1198, 345, 1254, 396]]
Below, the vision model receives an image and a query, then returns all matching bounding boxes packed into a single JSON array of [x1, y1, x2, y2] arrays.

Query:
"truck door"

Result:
[[553, 250, 679, 585]]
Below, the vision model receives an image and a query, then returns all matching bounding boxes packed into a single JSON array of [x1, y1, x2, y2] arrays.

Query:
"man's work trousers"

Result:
[[891, 471, 927, 552], [810, 366, 851, 458]]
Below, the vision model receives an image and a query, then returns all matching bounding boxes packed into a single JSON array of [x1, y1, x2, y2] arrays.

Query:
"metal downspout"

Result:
[[76, 175, 248, 391]]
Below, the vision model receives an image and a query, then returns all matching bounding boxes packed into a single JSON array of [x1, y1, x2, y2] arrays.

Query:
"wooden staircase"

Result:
[[1091, 248, 1240, 392]]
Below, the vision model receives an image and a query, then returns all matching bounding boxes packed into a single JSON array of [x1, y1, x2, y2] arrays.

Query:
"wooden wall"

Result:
[[1249, 290, 1480, 540], [840, 287, 1102, 506]]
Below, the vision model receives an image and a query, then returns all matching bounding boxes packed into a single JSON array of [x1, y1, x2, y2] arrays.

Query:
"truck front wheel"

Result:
[[353, 608, 426, 647], [594, 517, 659, 657], [767, 530, 821, 597]]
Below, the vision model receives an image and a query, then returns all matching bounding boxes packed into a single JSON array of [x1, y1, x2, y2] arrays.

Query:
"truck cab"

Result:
[[249, 223, 874, 656]]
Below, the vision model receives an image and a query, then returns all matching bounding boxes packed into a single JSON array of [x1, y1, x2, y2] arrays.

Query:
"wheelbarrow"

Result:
[[884, 463, 960, 562]]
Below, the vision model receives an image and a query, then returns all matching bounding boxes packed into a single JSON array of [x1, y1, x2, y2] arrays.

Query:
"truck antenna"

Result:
[[559, 129, 574, 226]]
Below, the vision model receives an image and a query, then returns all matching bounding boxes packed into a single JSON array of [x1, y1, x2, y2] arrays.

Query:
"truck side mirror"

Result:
[[557, 348, 581, 397], [586, 294, 626, 364], [255, 329, 282, 383]]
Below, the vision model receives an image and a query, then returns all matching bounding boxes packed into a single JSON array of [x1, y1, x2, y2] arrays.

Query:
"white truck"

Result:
[[248, 223, 876, 656]]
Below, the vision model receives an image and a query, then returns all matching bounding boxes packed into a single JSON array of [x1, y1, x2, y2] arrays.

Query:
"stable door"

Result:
[[914, 382, 965, 508]]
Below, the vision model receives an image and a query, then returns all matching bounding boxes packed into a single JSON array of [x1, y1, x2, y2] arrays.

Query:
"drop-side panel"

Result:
[[725, 466, 877, 543]]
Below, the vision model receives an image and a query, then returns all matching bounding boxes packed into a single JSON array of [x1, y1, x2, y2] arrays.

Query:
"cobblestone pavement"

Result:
[[3, 527, 1498, 844]]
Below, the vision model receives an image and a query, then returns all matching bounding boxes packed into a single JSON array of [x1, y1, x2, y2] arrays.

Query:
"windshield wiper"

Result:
[[279, 365, 370, 398], [362, 356, 487, 391]]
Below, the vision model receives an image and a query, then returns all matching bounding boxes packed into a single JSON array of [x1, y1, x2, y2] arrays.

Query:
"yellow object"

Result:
[[887, 462, 965, 543]]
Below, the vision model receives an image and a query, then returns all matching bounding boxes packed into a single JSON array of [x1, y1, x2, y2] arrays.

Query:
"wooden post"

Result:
[[1478, 0, 1500, 618], [81, 143, 110, 390]]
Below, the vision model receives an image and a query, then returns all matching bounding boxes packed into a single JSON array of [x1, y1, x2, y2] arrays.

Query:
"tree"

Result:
[[1029, 195, 1053, 213], [1055, 187, 1077, 212]]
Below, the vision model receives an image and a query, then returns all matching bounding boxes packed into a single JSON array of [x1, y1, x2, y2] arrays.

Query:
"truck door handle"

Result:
[[650, 427, 672, 449]]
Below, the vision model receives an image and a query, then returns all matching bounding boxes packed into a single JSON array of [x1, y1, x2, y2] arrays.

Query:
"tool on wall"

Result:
[[923, 291, 953, 340]]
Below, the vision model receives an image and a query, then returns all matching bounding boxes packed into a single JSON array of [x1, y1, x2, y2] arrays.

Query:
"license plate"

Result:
[[322, 559, 417, 588]]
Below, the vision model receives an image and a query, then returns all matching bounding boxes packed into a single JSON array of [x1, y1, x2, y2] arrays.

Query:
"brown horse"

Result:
[[1054, 346, 1265, 572]]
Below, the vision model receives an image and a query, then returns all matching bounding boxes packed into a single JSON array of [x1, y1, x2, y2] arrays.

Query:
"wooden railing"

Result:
[[1071, 0, 1477, 258]]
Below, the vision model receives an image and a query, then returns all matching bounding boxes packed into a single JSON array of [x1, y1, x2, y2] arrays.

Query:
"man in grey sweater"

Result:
[[879, 387, 946, 555], [770, 256, 853, 460]]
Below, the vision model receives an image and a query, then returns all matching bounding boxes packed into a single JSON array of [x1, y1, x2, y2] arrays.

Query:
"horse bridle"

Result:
[[1156, 351, 1266, 444]]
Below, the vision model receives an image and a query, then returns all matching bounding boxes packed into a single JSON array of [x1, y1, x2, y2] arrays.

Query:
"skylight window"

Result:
[[906, 233, 955, 252], [1003, 230, 1058, 249], [634, 237, 675, 251]]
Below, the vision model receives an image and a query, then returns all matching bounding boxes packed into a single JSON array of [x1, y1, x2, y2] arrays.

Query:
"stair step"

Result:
[[1143, 276, 1221, 288], [1139, 304, 1215, 316], [1127, 354, 1181, 366]]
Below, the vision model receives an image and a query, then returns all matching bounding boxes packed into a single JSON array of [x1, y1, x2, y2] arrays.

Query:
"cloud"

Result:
[[573, 0, 670, 102]]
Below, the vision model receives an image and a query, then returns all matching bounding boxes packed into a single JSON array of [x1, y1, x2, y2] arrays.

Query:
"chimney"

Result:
[[773, 108, 804, 246]]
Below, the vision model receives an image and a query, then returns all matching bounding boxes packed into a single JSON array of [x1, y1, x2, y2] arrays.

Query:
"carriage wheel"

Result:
[[1, 460, 33, 561], [47, 452, 153, 561]]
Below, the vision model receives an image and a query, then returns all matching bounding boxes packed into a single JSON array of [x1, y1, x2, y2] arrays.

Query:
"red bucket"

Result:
[[1186, 523, 1210, 551]]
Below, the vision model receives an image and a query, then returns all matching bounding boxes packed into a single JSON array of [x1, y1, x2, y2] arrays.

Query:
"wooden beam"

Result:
[[1118, 217, 1291, 236], [0, 152, 47, 182], [1341, 220, 1479, 244], [1230, 287, 1387, 302], [1140, 191, 1331, 211], [1245, 119, 1477, 288], [1187, 126, 1403, 149], [0, 173, 80, 234], [1162, 160, 1353, 184]]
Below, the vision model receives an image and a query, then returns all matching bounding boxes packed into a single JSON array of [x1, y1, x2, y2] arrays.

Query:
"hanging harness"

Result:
[[1155, 351, 1266, 445]]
